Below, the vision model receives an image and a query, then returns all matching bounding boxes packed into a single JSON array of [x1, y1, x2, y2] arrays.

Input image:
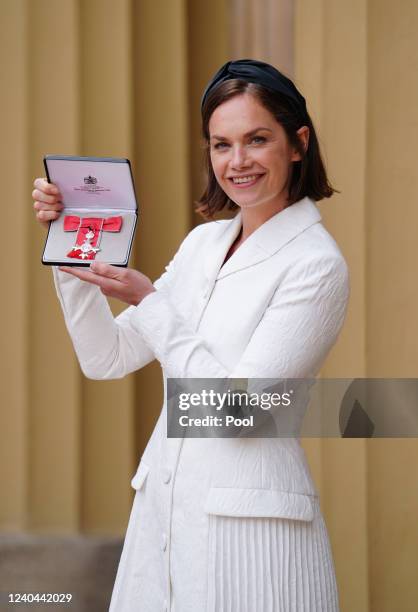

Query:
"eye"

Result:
[[213, 142, 229, 150], [250, 135, 266, 144]]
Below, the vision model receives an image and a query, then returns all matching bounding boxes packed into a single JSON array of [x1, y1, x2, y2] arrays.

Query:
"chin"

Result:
[[236, 202, 266, 209], [233, 197, 270, 209]]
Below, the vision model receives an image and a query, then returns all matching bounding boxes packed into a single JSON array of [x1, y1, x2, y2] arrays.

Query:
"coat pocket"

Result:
[[204, 487, 317, 522], [130, 461, 150, 491]]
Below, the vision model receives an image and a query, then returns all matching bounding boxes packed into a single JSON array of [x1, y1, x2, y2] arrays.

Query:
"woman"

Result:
[[32, 60, 349, 611]]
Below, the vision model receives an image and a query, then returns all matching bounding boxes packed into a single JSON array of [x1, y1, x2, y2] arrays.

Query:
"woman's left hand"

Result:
[[58, 262, 156, 306]]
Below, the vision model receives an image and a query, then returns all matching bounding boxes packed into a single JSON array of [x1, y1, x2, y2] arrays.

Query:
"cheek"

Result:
[[210, 154, 227, 182], [263, 147, 292, 181]]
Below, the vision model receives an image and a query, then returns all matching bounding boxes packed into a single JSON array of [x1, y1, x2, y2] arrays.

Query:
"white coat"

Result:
[[52, 196, 349, 611]]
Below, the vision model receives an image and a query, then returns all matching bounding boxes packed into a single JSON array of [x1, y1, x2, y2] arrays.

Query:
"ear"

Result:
[[291, 126, 310, 162]]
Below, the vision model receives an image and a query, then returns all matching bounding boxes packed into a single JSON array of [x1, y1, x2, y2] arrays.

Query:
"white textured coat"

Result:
[[53, 197, 349, 611]]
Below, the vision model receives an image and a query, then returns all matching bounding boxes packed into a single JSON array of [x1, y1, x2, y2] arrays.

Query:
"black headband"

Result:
[[201, 59, 308, 124]]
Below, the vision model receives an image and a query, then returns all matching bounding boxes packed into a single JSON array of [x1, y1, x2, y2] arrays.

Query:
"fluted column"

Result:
[[0, 0, 30, 532], [27, 0, 82, 533], [229, 0, 294, 74], [295, 2, 369, 611], [366, 1, 418, 610]]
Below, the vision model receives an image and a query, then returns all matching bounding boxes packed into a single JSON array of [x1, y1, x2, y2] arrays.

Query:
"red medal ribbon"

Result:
[[64, 215, 123, 260]]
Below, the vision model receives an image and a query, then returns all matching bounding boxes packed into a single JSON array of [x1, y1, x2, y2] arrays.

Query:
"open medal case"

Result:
[[42, 155, 138, 267]]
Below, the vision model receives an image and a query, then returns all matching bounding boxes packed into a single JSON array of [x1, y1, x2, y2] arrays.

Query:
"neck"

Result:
[[239, 195, 289, 240]]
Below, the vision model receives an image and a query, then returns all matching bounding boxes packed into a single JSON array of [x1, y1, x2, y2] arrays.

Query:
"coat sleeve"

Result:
[[129, 254, 350, 380], [51, 228, 201, 380]]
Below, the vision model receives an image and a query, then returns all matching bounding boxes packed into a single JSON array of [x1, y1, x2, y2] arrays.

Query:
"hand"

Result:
[[32, 177, 63, 229], [58, 261, 156, 306]]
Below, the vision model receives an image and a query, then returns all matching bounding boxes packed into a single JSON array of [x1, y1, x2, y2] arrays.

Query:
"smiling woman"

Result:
[[32, 59, 349, 611], [209, 96, 304, 217], [197, 62, 335, 220]]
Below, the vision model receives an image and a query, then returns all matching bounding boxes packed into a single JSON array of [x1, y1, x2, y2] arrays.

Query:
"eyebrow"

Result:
[[210, 127, 273, 141]]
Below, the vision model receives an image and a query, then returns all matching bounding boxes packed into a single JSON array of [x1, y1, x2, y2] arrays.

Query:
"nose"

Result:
[[230, 144, 251, 170]]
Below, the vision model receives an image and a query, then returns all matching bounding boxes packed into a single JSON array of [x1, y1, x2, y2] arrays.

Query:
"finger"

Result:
[[58, 266, 104, 286], [36, 209, 61, 222], [90, 261, 125, 281], [33, 178, 61, 197], [33, 200, 63, 212], [32, 188, 61, 205], [33, 177, 60, 196], [58, 266, 118, 292]]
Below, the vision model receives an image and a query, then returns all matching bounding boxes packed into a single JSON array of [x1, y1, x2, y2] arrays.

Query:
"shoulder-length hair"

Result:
[[195, 79, 336, 219]]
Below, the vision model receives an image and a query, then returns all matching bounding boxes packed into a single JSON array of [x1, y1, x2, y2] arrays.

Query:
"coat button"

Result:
[[162, 467, 172, 484], [161, 532, 167, 552]]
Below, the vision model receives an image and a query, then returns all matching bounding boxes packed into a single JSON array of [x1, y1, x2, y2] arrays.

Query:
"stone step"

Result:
[[0, 534, 123, 612]]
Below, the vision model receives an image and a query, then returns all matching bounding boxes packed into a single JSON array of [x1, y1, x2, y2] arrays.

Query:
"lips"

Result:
[[228, 173, 265, 187]]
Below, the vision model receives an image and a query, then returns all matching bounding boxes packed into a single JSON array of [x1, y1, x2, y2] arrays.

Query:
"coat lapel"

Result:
[[203, 212, 242, 285], [204, 197, 322, 283]]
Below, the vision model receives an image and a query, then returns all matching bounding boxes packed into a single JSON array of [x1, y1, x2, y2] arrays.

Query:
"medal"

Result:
[[69, 223, 102, 259], [63, 215, 123, 261]]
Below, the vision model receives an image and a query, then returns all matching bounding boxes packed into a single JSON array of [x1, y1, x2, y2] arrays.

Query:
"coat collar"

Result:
[[204, 197, 322, 281]]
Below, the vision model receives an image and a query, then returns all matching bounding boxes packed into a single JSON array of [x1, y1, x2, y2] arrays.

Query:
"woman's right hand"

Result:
[[32, 178, 63, 229]]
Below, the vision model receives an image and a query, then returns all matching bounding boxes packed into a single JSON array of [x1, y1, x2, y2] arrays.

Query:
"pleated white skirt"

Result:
[[110, 481, 339, 612], [177, 497, 340, 612]]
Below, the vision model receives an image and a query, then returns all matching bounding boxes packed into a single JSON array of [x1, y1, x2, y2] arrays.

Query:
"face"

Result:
[[208, 93, 307, 210]]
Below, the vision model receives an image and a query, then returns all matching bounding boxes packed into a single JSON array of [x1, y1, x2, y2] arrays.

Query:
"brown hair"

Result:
[[195, 80, 336, 219]]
